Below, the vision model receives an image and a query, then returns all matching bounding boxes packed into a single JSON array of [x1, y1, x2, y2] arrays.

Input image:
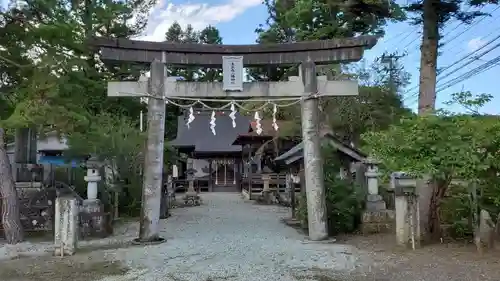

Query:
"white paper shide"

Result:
[[222, 56, 243, 91]]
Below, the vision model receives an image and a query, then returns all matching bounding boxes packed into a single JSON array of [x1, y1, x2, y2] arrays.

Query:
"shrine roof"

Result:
[[232, 120, 298, 145], [169, 110, 250, 154], [274, 132, 368, 166]]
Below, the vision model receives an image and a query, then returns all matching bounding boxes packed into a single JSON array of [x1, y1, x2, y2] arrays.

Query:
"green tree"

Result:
[[249, 0, 405, 81], [0, 0, 154, 243], [164, 22, 224, 82], [163, 22, 225, 138], [242, 57, 412, 146], [362, 92, 500, 240], [65, 113, 147, 216]]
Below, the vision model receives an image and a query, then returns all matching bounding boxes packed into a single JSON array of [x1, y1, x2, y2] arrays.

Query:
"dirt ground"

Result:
[[0, 241, 136, 281], [333, 234, 500, 281]]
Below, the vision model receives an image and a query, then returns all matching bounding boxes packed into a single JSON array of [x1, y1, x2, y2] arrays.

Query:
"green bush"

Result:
[[297, 145, 363, 235], [298, 178, 362, 235]]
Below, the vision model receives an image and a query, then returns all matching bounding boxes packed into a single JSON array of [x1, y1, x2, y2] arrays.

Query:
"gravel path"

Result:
[[103, 192, 366, 281]]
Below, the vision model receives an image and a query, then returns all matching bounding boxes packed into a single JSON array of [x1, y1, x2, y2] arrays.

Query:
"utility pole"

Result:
[[381, 53, 403, 122], [380, 53, 403, 95]]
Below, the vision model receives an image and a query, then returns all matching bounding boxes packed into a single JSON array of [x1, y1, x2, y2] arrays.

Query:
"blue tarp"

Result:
[[38, 155, 81, 167]]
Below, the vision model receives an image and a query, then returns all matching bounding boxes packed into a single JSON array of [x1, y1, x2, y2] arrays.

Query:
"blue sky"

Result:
[[141, 0, 499, 114]]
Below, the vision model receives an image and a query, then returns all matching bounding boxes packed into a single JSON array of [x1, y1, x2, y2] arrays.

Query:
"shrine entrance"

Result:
[[93, 36, 377, 242], [212, 158, 237, 191]]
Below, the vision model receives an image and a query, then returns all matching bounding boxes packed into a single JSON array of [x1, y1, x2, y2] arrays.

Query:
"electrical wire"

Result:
[[402, 31, 500, 104], [436, 55, 500, 93]]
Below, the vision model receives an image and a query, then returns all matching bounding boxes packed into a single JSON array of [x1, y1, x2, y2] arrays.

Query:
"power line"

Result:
[[404, 53, 500, 105], [438, 34, 500, 76], [402, 32, 500, 103], [441, 6, 499, 48], [436, 55, 500, 92], [439, 6, 473, 39]]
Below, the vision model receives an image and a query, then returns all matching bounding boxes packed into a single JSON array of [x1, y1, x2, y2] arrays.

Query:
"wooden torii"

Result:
[[91, 36, 377, 242]]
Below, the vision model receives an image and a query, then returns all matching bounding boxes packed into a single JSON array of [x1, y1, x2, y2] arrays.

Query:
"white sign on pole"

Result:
[[222, 56, 243, 91]]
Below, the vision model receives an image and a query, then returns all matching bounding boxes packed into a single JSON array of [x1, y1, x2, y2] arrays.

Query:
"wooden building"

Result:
[[275, 132, 370, 189], [169, 109, 298, 193]]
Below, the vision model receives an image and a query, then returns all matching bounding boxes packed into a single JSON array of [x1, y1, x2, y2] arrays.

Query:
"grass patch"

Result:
[[0, 257, 129, 281]]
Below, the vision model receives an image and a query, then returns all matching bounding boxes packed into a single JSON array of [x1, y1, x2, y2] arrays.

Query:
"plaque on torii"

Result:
[[91, 36, 378, 242]]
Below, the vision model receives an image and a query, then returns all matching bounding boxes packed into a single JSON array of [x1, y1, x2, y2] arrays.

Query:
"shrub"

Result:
[[297, 145, 363, 235]]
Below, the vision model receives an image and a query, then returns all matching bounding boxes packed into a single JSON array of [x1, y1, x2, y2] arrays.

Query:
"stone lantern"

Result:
[[84, 155, 102, 203], [183, 158, 200, 205], [81, 155, 106, 238], [364, 157, 386, 211]]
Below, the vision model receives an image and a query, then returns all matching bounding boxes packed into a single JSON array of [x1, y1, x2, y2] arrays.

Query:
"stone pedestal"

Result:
[[54, 196, 79, 256], [361, 209, 395, 234], [183, 179, 200, 205], [80, 199, 107, 238], [366, 194, 387, 211]]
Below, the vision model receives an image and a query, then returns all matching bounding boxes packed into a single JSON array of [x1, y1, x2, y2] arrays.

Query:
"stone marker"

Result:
[[54, 196, 79, 256], [475, 209, 495, 254]]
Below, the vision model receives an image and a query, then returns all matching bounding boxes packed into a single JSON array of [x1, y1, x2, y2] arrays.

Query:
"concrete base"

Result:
[[183, 192, 201, 206], [361, 209, 395, 234], [241, 189, 250, 200], [54, 196, 79, 256], [301, 237, 337, 244], [257, 190, 274, 205]]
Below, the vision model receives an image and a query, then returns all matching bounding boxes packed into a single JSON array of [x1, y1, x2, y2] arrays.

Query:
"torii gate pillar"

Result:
[[300, 62, 328, 240]]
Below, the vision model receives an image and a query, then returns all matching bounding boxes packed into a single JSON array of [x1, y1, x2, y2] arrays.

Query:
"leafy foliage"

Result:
[[66, 113, 147, 216], [0, 0, 155, 241], [297, 145, 363, 235], [362, 92, 500, 239], [363, 96, 500, 181]]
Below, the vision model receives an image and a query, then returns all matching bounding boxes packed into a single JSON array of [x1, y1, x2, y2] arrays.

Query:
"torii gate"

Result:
[[91, 36, 377, 242]]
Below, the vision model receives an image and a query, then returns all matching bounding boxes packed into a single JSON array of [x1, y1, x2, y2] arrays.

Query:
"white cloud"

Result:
[[467, 37, 486, 52], [137, 0, 262, 42]]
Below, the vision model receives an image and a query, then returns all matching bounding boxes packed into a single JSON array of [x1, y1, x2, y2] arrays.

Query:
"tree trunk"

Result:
[[0, 128, 24, 244], [427, 178, 449, 241], [418, 0, 439, 115]]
